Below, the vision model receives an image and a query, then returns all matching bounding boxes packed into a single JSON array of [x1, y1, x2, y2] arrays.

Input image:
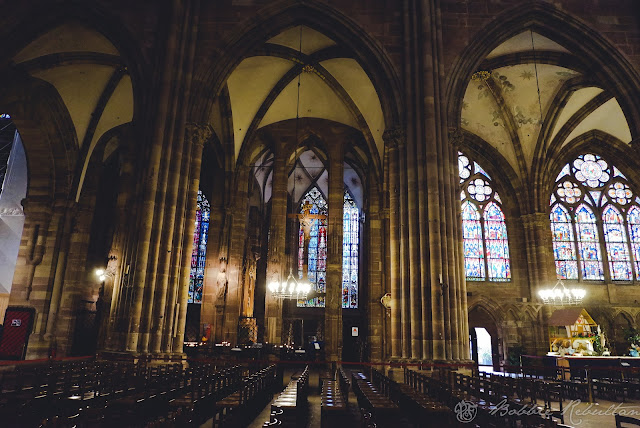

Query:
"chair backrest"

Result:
[[616, 414, 640, 427]]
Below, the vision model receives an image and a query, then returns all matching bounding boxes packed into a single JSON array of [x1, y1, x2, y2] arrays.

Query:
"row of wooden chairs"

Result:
[[263, 365, 309, 427], [210, 364, 277, 427], [86, 363, 242, 427], [0, 359, 190, 427], [405, 368, 573, 428], [321, 377, 347, 428], [0, 358, 252, 427], [351, 371, 398, 428], [370, 368, 455, 427]]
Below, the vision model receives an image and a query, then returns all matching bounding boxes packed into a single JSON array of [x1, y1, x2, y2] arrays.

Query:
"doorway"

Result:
[[468, 306, 501, 372]]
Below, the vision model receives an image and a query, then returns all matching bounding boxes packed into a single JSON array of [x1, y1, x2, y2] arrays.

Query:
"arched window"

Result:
[[188, 190, 210, 303], [458, 152, 511, 281], [550, 153, 640, 281], [342, 190, 359, 309], [297, 186, 327, 308]]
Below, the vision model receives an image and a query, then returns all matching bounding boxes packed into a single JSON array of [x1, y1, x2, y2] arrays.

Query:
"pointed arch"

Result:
[[191, 0, 402, 128], [446, 1, 640, 144], [0, 2, 147, 121]]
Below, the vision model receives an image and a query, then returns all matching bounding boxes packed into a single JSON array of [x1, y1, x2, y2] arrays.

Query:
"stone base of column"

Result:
[[25, 334, 49, 360], [237, 317, 258, 344]]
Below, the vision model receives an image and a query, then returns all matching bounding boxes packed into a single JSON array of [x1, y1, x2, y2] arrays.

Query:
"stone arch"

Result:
[[446, 1, 640, 144], [468, 298, 503, 368], [0, 71, 76, 202], [610, 310, 634, 355], [0, 2, 148, 119], [543, 131, 640, 212], [459, 130, 523, 212], [190, 0, 402, 132]]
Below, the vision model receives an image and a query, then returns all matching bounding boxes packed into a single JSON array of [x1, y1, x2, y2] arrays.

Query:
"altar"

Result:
[[547, 308, 601, 356]]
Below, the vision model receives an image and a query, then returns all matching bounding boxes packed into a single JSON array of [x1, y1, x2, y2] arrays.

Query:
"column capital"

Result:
[[185, 123, 213, 148], [383, 127, 405, 149]]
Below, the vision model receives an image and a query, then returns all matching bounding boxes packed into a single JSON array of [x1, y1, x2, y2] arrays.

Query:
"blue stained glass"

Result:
[[474, 162, 491, 179], [628, 206, 640, 278], [602, 205, 632, 280], [459, 152, 513, 283], [550, 204, 578, 279], [462, 201, 485, 280], [189, 190, 210, 303], [298, 187, 328, 307], [575, 204, 604, 280], [342, 190, 359, 308], [484, 203, 510, 280]]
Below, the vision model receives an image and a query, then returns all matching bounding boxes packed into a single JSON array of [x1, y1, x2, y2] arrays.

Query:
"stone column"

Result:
[[126, 0, 184, 353], [264, 150, 287, 345], [220, 164, 251, 345], [325, 148, 344, 362], [172, 123, 209, 354], [384, 129, 403, 359], [522, 212, 558, 294], [367, 175, 384, 361], [42, 201, 76, 349]]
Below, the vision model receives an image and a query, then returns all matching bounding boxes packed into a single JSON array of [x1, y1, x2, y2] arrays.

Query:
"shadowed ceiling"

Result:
[[462, 31, 631, 180], [223, 25, 385, 165], [12, 21, 134, 200]]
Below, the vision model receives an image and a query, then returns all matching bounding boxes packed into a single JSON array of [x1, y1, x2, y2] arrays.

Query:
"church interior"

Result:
[[0, 0, 640, 426]]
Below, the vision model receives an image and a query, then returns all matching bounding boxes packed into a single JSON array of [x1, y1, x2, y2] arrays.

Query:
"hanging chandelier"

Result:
[[267, 26, 312, 301], [268, 268, 311, 300], [538, 279, 586, 306]]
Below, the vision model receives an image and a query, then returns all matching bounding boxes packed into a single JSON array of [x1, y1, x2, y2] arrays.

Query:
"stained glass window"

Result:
[[575, 204, 603, 280], [342, 190, 359, 308], [603, 205, 631, 280], [550, 204, 578, 279], [628, 206, 640, 276], [462, 201, 485, 280], [550, 153, 640, 282], [189, 190, 210, 303], [458, 152, 510, 281], [484, 202, 511, 281], [297, 187, 327, 308]]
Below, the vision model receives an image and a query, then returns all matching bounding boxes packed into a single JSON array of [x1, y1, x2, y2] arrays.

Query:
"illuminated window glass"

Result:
[[550, 204, 578, 279], [189, 190, 210, 303], [458, 152, 510, 281], [342, 190, 359, 308], [550, 153, 639, 281], [297, 187, 327, 308]]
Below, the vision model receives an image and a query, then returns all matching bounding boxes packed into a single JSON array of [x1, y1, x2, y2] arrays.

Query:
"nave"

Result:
[[1, 356, 640, 427]]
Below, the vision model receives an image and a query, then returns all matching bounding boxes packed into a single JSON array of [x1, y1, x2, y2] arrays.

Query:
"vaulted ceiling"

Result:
[[461, 31, 631, 181], [12, 21, 134, 199], [223, 25, 385, 165]]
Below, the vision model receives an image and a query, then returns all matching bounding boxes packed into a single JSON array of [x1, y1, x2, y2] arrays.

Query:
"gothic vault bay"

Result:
[[0, 0, 639, 368]]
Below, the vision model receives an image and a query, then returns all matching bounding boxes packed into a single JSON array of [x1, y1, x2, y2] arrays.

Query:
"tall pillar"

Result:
[[522, 212, 557, 293], [264, 151, 287, 345], [367, 175, 384, 361], [172, 123, 210, 353], [383, 0, 468, 362], [384, 129, 403, 359], [325, 149, 344, 362], [126, 0, 185, 353]]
